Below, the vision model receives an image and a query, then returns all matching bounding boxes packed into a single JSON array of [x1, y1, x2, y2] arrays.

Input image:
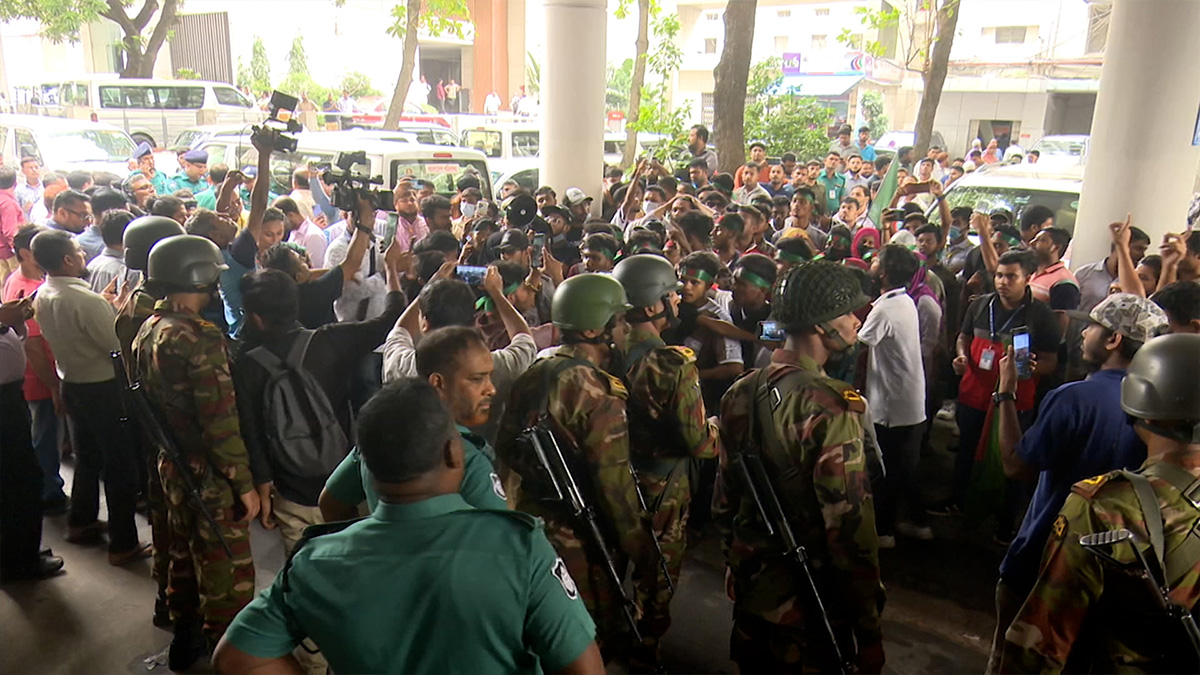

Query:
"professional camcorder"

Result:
[[251, 91, 303, 153], [322, 151, 394, 213]]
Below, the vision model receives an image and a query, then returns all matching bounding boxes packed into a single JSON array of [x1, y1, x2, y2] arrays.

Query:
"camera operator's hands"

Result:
[[541, 246, 564, 286], [250, 130, 275, 155], [482, 266, 505, 298]]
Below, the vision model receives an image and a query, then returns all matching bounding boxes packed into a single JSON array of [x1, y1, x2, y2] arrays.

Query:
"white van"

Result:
[[0, 113, 137, 177], [15, 76, 258, 149], [461, 123, 640, 182], [198, 132, 494, 198]]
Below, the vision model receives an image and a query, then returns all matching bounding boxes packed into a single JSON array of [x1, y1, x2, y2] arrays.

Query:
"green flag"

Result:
[[868, 156, 900, 227]]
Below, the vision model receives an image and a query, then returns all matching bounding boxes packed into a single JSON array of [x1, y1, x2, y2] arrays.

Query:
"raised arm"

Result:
[[1109, 214, 1144, 297], [215, 171, 246, 218], [973, 212, 999, 274], [246, 137, 274, 235], [338, 195, 376, 283], [482, 265, 532, 340]]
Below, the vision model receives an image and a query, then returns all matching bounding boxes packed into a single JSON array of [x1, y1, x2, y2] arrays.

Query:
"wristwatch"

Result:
[[992, 391, 1017, 405]]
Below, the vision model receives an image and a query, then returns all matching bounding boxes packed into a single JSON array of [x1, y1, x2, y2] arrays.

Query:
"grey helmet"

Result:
[[613, 254, 681, 308], [147, 235, 228, 291], [1121, 333, 1200, 443], [123, 216, 185, 272]]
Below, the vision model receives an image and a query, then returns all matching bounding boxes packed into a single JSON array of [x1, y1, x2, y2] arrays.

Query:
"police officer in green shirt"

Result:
[[319, 326, 508, 519], [131, 142, 177, 196], [174, 149, 209, 195], [215, 378, 604, 674]]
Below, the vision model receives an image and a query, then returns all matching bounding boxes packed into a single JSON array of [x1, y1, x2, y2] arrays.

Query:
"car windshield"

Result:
[[399, 128, 458, 146], [462, 130, 502, 158], [1033, 139, 1086, 156], [42, 129, 136, 163], [927, 184, 1080, 235], [172, 130, 205, 148], [391, 159, 492, 198]]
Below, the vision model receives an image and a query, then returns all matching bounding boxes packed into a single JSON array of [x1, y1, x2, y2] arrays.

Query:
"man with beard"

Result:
[[30, 230, 148, 564], [985, 294, 1169, 671], [1028, 227, 1080, 332]]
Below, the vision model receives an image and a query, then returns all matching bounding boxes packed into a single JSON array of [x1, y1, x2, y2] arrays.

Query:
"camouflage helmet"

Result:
[[551, 273, 633, 332], [147, 235, 228, 291], [613, 254, 681, 308], [1121, 334, 1200, 441], [773, 260, 870, 331], [123, 216, 185, 272]]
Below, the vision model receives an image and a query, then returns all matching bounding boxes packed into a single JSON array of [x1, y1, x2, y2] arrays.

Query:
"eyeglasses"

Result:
[[63, 209, 93, 222]]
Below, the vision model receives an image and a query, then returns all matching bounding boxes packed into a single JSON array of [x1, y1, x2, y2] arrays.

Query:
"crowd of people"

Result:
[[0, 118, 1199, 675]]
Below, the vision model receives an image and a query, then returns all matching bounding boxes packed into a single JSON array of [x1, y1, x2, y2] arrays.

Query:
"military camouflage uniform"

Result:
[[495, 345, 650, 660], [623, 326, 720, 658], [132, 301, 256, 645], [1000, 457, 1200, 674], [116, 289, 172, 597], [714, 349, 885, 673]]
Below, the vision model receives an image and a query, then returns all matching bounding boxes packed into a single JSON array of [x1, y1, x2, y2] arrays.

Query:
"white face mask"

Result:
[[460, 202, 477, 218], [643, 201, 661, 215]]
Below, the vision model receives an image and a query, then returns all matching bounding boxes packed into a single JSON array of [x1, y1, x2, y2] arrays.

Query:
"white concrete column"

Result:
[[542, 0, 607, 214], [1072, 0, 1200, 269]]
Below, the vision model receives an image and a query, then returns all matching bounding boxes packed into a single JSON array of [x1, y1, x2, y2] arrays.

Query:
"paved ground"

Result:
[[1, 420, 1003, 674]]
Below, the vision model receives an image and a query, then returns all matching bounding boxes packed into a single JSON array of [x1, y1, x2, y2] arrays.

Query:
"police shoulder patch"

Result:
[[552, 557, 579, 600], [490, 471, 507, 500]]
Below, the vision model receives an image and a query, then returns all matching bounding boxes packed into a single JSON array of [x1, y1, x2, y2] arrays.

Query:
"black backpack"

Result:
[[247, 330, 348, 482]]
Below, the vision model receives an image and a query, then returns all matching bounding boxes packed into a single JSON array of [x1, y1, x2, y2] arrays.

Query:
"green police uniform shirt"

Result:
[[173, 173, 207, 195], [323, 425, 508, 512], [224, 494, 596, 673]]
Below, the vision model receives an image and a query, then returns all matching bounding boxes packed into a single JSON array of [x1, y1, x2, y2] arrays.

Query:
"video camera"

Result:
[[251, 91, 303, 153], [321, 151, 394, 213]]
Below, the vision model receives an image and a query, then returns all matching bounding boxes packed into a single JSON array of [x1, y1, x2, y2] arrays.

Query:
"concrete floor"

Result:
[[2, 421, 1000, 674]]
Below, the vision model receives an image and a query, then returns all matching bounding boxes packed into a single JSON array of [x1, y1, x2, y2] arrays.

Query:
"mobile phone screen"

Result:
[[456, 265, 487, 286], [382, 213, 399, 250], [531, 233, 546, 268], [1013, 329, 1031, 378], [758, 320, 785, 342]]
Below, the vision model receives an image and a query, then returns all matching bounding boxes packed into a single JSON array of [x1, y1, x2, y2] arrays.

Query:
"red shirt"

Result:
[[1, 270, 54, 401], [0, 188, 26, 260]]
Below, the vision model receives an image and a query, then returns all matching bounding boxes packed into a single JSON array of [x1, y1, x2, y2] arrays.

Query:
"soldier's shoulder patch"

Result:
[[1071, 471, 1122, 499], [840, 387, 866, 414], [552, 557, 580, 600], [599, 370, 628, 398], [1052, 514, 1067, 540], [659, 345, 696, 365]]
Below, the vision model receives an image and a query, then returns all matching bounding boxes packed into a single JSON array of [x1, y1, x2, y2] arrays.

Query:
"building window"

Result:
[[704, 38, 717, 54], [777, 9, 791, 18], [811, 34, 827, 51], [704, 11, 720, 21], [701, 93, 714, 128], [1086, 4, 1111, 54], [774, 36, 788, 52], [994, 26, 1028, 44], [814, 8, 830, 16]]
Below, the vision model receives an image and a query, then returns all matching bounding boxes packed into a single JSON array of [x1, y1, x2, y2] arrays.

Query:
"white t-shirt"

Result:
[[857, 287, 927, 428]]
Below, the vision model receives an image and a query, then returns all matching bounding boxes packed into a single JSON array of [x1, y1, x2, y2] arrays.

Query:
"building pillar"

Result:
[[542, 0, 606, 214], [1072, 0, 1200, 269]]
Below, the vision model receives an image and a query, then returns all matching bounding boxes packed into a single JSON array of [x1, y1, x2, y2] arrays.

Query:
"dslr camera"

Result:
[[321, 151, 394, 213], [251, 91, 303, 153]]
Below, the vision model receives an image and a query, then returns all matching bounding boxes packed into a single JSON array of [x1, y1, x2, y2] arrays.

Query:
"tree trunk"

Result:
[[384, 0, 422, 131], [913, 0, 959, 158], [620, 0, 651, 170], [712, 0, 757, 175], [114, 0, 178, 78]]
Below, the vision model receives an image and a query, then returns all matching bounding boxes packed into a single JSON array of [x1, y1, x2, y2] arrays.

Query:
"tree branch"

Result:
[[141, 0, 178, 67], [131, 0, 160, 32], [102, 0, 137, 36]]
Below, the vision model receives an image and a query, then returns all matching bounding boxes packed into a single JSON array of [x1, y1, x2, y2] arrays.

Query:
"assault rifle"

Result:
[[111, 351, 234, 559]]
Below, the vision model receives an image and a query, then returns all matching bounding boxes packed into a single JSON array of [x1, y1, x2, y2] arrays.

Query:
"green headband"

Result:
[[683, 267, 714, 284], [476, 281, 524, 312], [776, 249, 808, 264], [1000, 233, 1022, 248], [737, 270, 772, 289]]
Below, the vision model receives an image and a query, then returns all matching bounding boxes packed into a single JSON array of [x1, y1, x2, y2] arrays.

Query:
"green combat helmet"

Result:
[[551, 273, 632, 332], [123, 216, 185, 272], [147, 235, 229, 292], [1121, 333, 1200, 443], [772, 260, 870, 331], [613, 254, 681, 308]]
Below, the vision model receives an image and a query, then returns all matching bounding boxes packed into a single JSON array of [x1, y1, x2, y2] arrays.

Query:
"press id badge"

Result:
[[979, 348, 997, 371]]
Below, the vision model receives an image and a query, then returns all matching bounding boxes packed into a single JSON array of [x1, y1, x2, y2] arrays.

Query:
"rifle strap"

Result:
[[1124, 464, 1200, 593], [752, 366, 819, 487]]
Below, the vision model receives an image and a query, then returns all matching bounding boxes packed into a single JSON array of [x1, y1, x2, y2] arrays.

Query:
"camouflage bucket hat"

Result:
[[1068, 293, 1169, 343]]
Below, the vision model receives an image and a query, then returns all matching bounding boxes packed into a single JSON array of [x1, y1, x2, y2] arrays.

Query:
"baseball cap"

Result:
[[241, 166, 258, 179], [497, 229, 531, 252], [541, 204, 569, 221], [562, 187, 592, 207], [1067, 293, 1170, 343], [182, 149, 209, 164], [132, 142, 154, 160]]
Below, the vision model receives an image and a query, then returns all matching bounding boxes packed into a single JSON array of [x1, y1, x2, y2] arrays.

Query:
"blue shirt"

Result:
[[74, 226, 105, 263], [219, 228, 257, 337], [999, 369, 1145, 592], [858, 143, 877, 162]]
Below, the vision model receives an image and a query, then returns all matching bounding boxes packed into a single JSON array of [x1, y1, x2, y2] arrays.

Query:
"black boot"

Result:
[[153, 591, 173, 629], [168, 615, 206, 672]]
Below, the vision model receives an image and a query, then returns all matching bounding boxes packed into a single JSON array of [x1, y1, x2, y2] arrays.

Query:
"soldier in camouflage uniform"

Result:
[[612, 253, 720, 667], [714, 260, 886, 674], [1000, 333, 1200, 674], [495, 273, 652, 663], [113, 215, 185, 628], [132, 235, 262, 670]]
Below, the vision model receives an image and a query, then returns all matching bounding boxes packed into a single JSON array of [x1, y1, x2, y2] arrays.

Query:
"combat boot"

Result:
[[168, 614, 206, 672]]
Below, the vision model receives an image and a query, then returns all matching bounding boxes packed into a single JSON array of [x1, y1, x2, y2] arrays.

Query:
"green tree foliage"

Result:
[[236, 57, 250, 90], [525, 53, 541, 97], [340, 71, 380, 98], [605, 58, 633, 112], [249, 36, 271, 95], [286, 35, 308, 78], [175, 68, 202, 80], [743, 58, 833, 162], [859, 90, 888, 139], [627, 13, 688, 159], [279, 35, 331, 102], [383, 0, 470, 128]]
